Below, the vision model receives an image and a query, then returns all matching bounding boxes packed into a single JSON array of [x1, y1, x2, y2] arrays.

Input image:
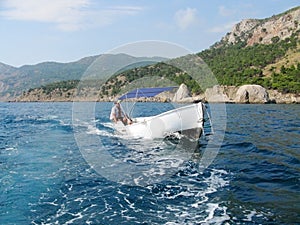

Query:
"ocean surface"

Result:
[[0, 102, 299, 225]]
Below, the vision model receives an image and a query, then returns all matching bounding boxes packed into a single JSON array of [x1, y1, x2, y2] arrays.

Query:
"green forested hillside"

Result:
[[30, 80, 80, 95], [99, 32, 300, 96], [23, 33, 300, 99], [198, 32, 300, 93], [100, 62, 202, 97]]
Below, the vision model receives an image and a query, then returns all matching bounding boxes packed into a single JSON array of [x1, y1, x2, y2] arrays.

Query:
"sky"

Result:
[[0, 0, 299, 67]]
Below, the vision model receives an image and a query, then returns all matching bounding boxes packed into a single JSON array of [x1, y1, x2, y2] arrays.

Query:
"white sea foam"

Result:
[[244, 210, 257, 221], [4, 147, 16, 151]]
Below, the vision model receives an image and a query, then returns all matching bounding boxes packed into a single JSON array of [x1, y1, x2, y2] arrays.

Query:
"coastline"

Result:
[[9, 84, 300, 104]]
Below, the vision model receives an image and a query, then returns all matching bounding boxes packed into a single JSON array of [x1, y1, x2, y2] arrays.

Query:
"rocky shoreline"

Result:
[[201, 84, 300, 104], [159, 84, 300, 104], [13, 84, 299, 104]]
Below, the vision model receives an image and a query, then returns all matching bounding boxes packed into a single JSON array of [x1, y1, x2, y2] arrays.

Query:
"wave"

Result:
[[30, 164, 231, 225]]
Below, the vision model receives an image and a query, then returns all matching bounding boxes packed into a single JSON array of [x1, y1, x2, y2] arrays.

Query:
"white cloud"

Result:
[[209, 21, 237, 33], [0, 0, 143, 31], [218, 6, 236, 17], [174, 8, 198, 30]]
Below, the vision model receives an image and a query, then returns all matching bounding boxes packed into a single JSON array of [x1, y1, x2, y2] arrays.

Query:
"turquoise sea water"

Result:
[[0, 102, 299, 224]]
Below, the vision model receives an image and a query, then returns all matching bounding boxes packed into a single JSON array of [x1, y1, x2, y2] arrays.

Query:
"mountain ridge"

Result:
[[2, 6, 300, 102], [0, 54, 166, 100]]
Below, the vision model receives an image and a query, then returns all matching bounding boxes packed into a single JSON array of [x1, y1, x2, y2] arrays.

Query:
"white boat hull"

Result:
[[114, 102, 204, 139]]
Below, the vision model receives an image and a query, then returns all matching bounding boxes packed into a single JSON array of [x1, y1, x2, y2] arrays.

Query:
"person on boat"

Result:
[[110, 100, 132, 125]]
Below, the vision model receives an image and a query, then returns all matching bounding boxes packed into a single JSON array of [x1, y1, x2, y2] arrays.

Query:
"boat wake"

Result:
[[71, 120, 203, 187], [30, 162, 231, 225]]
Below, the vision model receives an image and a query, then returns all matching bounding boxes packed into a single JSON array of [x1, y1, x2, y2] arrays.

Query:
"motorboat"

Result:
[[112, 87, 205, 140]]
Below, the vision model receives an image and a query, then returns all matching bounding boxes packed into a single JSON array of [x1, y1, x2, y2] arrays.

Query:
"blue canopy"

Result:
[[119, 86, 177, 100]]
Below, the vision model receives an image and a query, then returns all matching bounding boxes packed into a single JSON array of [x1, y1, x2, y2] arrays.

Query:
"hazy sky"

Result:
[[0, 0, 299, 67]]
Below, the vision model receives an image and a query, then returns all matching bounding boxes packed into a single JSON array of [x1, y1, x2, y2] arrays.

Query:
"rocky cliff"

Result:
[[217, 7, 300, 47]]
